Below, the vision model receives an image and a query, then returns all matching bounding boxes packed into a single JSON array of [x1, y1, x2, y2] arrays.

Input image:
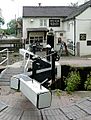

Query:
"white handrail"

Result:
[[24, 56, 30, 73], [0, 48, 8, 53], [0, 48, 9, 68]]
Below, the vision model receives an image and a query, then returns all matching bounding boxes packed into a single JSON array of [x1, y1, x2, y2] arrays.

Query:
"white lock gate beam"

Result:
[[10, 74, 52, 109]]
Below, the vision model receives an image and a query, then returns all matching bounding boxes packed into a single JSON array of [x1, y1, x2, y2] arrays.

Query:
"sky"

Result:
[[0, 0, 88, 28]]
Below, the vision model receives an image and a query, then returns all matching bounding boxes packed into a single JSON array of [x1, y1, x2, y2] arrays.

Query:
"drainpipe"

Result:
[[74, 17, 76, 56]]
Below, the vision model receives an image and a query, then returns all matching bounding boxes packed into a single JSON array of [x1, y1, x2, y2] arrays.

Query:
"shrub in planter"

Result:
[[84, 72, 91, 90], [65, 71, 81, 93]]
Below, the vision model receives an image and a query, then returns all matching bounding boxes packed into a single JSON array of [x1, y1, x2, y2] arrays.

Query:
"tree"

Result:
[[0, 17, 5, 29], [6, 17, 22, 36], [7, 19, 17, 35], [16, 17, 22, 37], [0, 17, 4, 25]]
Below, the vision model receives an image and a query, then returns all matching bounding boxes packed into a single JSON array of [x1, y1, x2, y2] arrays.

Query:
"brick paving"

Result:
[[0, 86, 91, 120]]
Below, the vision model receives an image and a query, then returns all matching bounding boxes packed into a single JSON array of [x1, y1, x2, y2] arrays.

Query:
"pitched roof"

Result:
[[64, 0, 91, 21], [23, 0, 91, 20], [23, 6, 77, 17]]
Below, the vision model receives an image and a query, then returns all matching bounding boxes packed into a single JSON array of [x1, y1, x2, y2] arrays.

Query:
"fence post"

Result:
[[24, 53, 26, 73], [51, 48, 56, 89], [7, 49, 9, 68]]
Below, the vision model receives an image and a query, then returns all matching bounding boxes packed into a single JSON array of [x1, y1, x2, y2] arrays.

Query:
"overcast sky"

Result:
[[0, 0, 88, 28]]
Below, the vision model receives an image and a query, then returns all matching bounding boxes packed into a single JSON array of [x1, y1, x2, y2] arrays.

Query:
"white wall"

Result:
[[23, 17, 40, 39], [64, 7, 91, 56], [23, 7, 91, 56], [63, 20, 75, 55], [79, 41, 91, 56], [63, 20, 74, 41], [23, 17, 64, 39], [76, 7, 91, 56]]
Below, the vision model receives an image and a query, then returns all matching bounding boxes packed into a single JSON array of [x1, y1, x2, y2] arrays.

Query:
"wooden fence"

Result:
[[0, 38, 24, 51]]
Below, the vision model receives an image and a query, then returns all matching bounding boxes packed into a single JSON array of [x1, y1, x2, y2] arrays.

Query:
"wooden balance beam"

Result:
[[10, 74, 52, 109]]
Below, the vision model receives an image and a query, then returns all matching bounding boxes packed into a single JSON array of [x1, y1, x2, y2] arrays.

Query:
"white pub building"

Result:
[[23, 0, 91, 56]]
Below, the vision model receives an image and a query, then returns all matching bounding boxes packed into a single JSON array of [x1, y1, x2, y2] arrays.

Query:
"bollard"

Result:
[[46, 44, 51, 61]]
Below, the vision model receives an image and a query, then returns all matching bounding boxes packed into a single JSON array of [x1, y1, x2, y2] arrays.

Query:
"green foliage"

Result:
[[7, 19, 16, 35], [0, 17, 5, 25], [55, 89, 62, 97], [65, 71, 81, 93], [84, 72, 91, 90], [6, 17, 22, 35], [0, 28, 4, 33]]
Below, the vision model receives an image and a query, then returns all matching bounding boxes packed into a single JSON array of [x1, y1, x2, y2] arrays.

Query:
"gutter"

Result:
[[74, 17, 76, 56]]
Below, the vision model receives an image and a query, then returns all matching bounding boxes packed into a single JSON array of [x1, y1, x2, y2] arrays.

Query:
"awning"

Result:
[[27, 28, 49, 32]]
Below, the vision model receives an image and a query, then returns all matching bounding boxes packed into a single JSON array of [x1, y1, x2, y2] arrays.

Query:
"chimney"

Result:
[[38, 3, 41, 7]]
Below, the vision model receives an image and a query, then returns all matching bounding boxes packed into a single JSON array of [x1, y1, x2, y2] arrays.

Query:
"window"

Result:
[[58, 37, 62, 43], [60, 33, 63, 36], [30, 36, 43, 44], [30, 37, 34, 40], [39, 36, 43, 43], [40, 19, 43, 26], [40, 19, 47, 26], [30, 37, 34, 43], [87, 41, 91, 46], [44, 19, 47, 26]]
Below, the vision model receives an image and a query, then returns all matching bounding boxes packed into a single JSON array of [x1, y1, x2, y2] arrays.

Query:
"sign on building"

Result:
[[49, 19, 60, 27], [80, 34, 86, 41]]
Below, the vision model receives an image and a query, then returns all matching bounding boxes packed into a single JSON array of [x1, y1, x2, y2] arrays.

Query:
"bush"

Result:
[[65, 71, 81, 93], [84, 72, 91, 90]]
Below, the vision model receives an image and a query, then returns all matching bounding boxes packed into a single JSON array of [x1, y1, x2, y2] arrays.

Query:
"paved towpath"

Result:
[[36, 51, 91, 67], [58, 57, 91, 67]]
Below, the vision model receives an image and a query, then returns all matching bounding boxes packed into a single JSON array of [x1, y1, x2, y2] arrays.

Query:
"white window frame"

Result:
[[40, 19, 47, 26], [44, 19, 47, 26], [40, 19, 43, 26]]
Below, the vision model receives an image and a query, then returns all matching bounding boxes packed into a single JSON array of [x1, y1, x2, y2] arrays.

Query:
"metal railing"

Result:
[[23, 49, 56, 74], [24, 56, 30, 73], [0, 48, 9, 68]]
